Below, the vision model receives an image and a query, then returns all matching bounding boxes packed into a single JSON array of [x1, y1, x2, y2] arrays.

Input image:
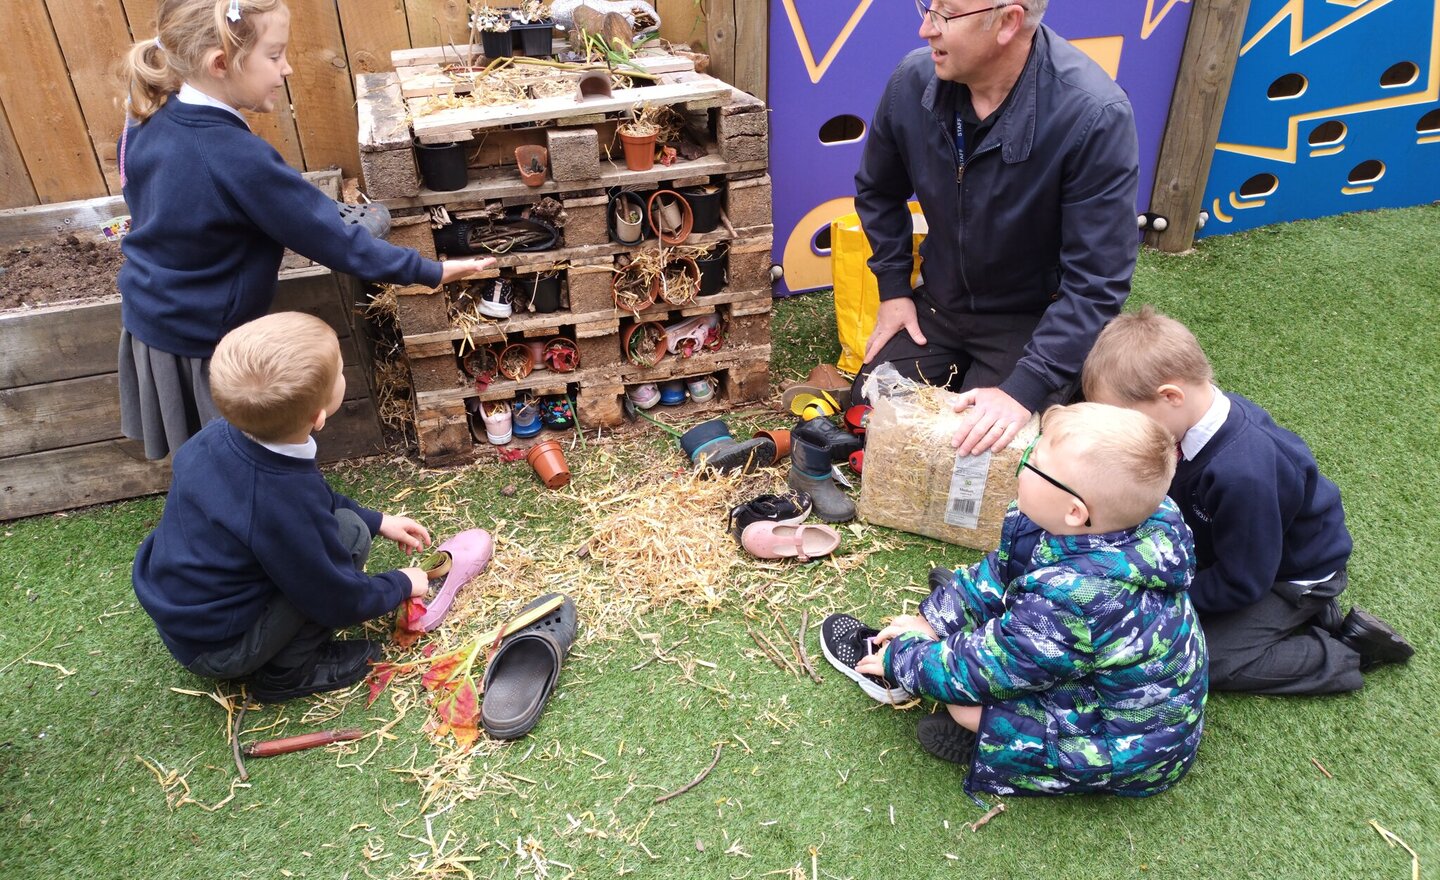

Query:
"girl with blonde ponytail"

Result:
[[116, 0, 492, 459]]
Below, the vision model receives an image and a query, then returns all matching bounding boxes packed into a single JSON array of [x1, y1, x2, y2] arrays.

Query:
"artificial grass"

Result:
[[2, 206, 1437, 879]]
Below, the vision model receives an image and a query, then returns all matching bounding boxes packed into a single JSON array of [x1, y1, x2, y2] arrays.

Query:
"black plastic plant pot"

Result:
[[480, 29, 512, 60], [512, 21, 555, 56], [529, 274, 562, 313], [415, 141, 468, 191], [682, 185, 724, 234], [695, 245, 727, 296]]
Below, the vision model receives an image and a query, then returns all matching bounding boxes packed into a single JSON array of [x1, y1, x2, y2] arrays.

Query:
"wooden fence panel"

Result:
[[403, 0, 468, 51], [0, 101, 39, 209], [0, 0, 107, 202], [288, 0, 361, 176], [337, 0, 412, 75], [46, 0, 135, 195], [704, 0, 766, 100], [120, 0, 158, 35]]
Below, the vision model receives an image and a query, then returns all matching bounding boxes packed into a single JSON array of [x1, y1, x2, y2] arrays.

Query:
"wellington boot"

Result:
[[788, 438, 855, 523], [792, 415, 862, 462]]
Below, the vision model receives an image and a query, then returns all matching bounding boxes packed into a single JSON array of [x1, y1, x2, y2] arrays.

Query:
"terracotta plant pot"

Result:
[[498, 342, 535, 380], [647, 189, 694, 245], [577, 69, 612, 101], [753, 428, 792, 460], [658, 256, 701, 305], [623, 321, 668, 368], [543, 336, 580, 373], [618, 129, 657, 171], [515, 145, 548, 187], [611, 263, 658, 312], [526, 439, 571, 489]]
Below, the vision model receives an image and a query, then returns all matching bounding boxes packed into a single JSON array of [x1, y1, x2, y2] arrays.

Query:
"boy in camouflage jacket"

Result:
[[854, 403, 1207, 797]]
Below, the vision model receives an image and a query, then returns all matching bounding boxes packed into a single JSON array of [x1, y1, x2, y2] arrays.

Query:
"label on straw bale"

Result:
[[944, 452, 991, 530]]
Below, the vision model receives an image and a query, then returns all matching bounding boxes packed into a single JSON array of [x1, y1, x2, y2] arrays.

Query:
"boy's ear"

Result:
[[311, 407, 328, 434], [1064, 497, 1090, 529], [1155, 384, 1187, 406]]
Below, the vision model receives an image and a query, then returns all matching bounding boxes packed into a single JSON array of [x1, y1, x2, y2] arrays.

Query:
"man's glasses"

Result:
[[1016, 436, 1091, 527], [915, 0, 1023, 31]]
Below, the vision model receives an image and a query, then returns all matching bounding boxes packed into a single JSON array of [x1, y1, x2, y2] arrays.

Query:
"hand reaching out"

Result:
[[379, 514, 431, 553]]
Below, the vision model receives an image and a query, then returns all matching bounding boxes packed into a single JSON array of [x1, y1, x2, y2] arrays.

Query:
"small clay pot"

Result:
[[543, 336, 580, 373], [618, 129, 657, 171], [611, 264, 658, 311], [515, 145, 548, 186], [658, 256, 701, 306], [526, 439, 571, 489], [647, 189, 694, 245], [753, 428, 792, 460], [623, 321, 668, 368], [498, 342, 535, 380]]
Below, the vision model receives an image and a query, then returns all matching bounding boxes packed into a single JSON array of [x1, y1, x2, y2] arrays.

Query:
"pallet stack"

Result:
[[356, 45, 774, 466]]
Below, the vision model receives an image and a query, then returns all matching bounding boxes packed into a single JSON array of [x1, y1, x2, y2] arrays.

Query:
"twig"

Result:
[[969, 802, 1005, 831], [746, 626, 796, 675], [654, 743, 723, 804], [1309, 756, 1333, 779], [775, 610, 822, 683], [795, 609, 822, 683], [231, 698, 249, 782]]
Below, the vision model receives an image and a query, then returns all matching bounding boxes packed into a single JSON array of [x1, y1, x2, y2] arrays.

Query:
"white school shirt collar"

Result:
[[1179, 385, 1231, 461], [177, 83, 249, 125], [254, 436, 318, 459]]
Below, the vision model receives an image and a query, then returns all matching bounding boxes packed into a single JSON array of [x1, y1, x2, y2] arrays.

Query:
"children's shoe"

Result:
[[727, 491, 812, 540], [1339, 607, 1415, 671], [512, 397, 543, 438], [686, 375, 715, 403], [740, 522, 841, 562], [480, 401, 513, 444], [916, 712, 977, 765], [818, 613, 912, 703], [658, 380, 687, 406], [540, 396, 575, 430], [249, 639, 382, 703], [627, 383, 660, 410], [479, 278, 514, 319]]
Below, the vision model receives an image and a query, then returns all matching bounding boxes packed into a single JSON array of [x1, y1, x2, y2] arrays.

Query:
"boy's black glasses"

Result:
[[915, 0, 1024, 30], [1016, 436, 1091, 527]]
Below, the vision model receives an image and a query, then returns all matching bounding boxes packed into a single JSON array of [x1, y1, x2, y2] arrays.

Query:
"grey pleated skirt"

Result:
[[118, 329, 221, 460]]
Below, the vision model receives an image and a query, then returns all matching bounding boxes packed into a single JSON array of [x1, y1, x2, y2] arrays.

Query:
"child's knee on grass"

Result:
[[946, 703, 982, 731]]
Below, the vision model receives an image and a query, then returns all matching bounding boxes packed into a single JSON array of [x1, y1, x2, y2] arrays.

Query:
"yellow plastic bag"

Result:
[[830, 204, 927, 374]]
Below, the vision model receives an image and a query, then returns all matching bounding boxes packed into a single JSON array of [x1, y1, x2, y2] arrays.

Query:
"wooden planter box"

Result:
[[0, 171, 386, 521]]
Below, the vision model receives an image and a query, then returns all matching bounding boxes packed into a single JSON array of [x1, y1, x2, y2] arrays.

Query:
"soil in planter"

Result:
[[1, 234, 125, 311]]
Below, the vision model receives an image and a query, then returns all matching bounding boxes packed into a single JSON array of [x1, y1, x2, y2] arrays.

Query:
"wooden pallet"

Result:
[[392, 43, 696, 100]]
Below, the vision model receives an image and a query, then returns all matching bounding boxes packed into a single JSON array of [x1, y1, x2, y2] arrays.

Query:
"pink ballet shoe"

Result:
[[415, 529, 494, 631], [739, 522, 841, 562]]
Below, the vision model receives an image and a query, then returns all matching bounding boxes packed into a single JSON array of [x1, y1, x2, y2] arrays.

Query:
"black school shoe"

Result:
[[916, 712, 977, 765], [726, 491, 812, 541], [249, 639, 382, 703], [1338, 608, 1415, 671], [818, 613, 912, 704]]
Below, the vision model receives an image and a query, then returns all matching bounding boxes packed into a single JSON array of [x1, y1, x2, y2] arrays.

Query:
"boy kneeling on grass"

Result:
[[133, 313, 432, 703], [825, 403, 1207, 797], [1082, 306, 1413, 694]]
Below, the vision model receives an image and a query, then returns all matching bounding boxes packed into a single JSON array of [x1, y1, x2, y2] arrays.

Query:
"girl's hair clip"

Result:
[[154, 36, 164, 51], [227, 0, 242, 22]]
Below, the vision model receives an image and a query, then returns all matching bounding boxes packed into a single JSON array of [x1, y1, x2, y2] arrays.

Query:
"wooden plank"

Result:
[[286, 0, 360, 177], [0, 298, 123, 388], [732, 0, 767, 101], [46, 0, 135, 195], [336, 0, 411, 76], [410, 79, 734, 141], [657, 0, 705, 46], [0, 0, 107, 202], [120, 0, 159, 37], [0, 439, 172, 521], [0, 99, 40, 210], [394, 53, 695, 99], [1147, 0, 1250, 253], [402, 0, 470, 52]]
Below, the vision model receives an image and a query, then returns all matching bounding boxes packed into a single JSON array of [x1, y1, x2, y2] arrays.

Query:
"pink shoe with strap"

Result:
[[415, 529, 495, 631]]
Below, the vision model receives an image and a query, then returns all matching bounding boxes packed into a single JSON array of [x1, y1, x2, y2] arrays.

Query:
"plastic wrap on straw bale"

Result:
[[856, 364, 1038, 551]]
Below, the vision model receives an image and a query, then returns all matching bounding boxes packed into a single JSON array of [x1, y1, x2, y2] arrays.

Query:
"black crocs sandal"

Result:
[[480, 593, 578, 740], [336, 199, 391, 238]]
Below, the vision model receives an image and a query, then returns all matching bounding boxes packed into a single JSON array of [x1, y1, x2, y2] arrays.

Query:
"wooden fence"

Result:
[[0, 0, 767, 210]]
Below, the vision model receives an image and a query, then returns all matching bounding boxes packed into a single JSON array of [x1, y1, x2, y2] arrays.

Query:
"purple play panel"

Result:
[[768, 0, 1194, 295]]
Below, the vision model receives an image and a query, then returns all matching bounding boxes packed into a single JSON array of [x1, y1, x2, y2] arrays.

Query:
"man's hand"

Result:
[[439, 257, 497, 284], [951, 387, 1030, 455], [401, 567, 428, 597], [863, 297, 928, 364], [379, 515, 431, 553]]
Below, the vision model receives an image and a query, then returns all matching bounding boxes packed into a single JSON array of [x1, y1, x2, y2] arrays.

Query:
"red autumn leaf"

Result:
[[421, 651, 468, 691], [434, 678, 480, 733], [422, 643, 438, 658], [393, 598, 428, 647], [498, 448, 527, 463], [450, 721, 480, 750], [367, 662, 398, 707]]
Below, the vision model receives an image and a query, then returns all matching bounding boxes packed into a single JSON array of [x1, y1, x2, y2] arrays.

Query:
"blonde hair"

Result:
[[122, 0, 287, 122], [211, 312, 340, 442], [1041, 402, 1176, 530], [1081, 305, 1213, 403]]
